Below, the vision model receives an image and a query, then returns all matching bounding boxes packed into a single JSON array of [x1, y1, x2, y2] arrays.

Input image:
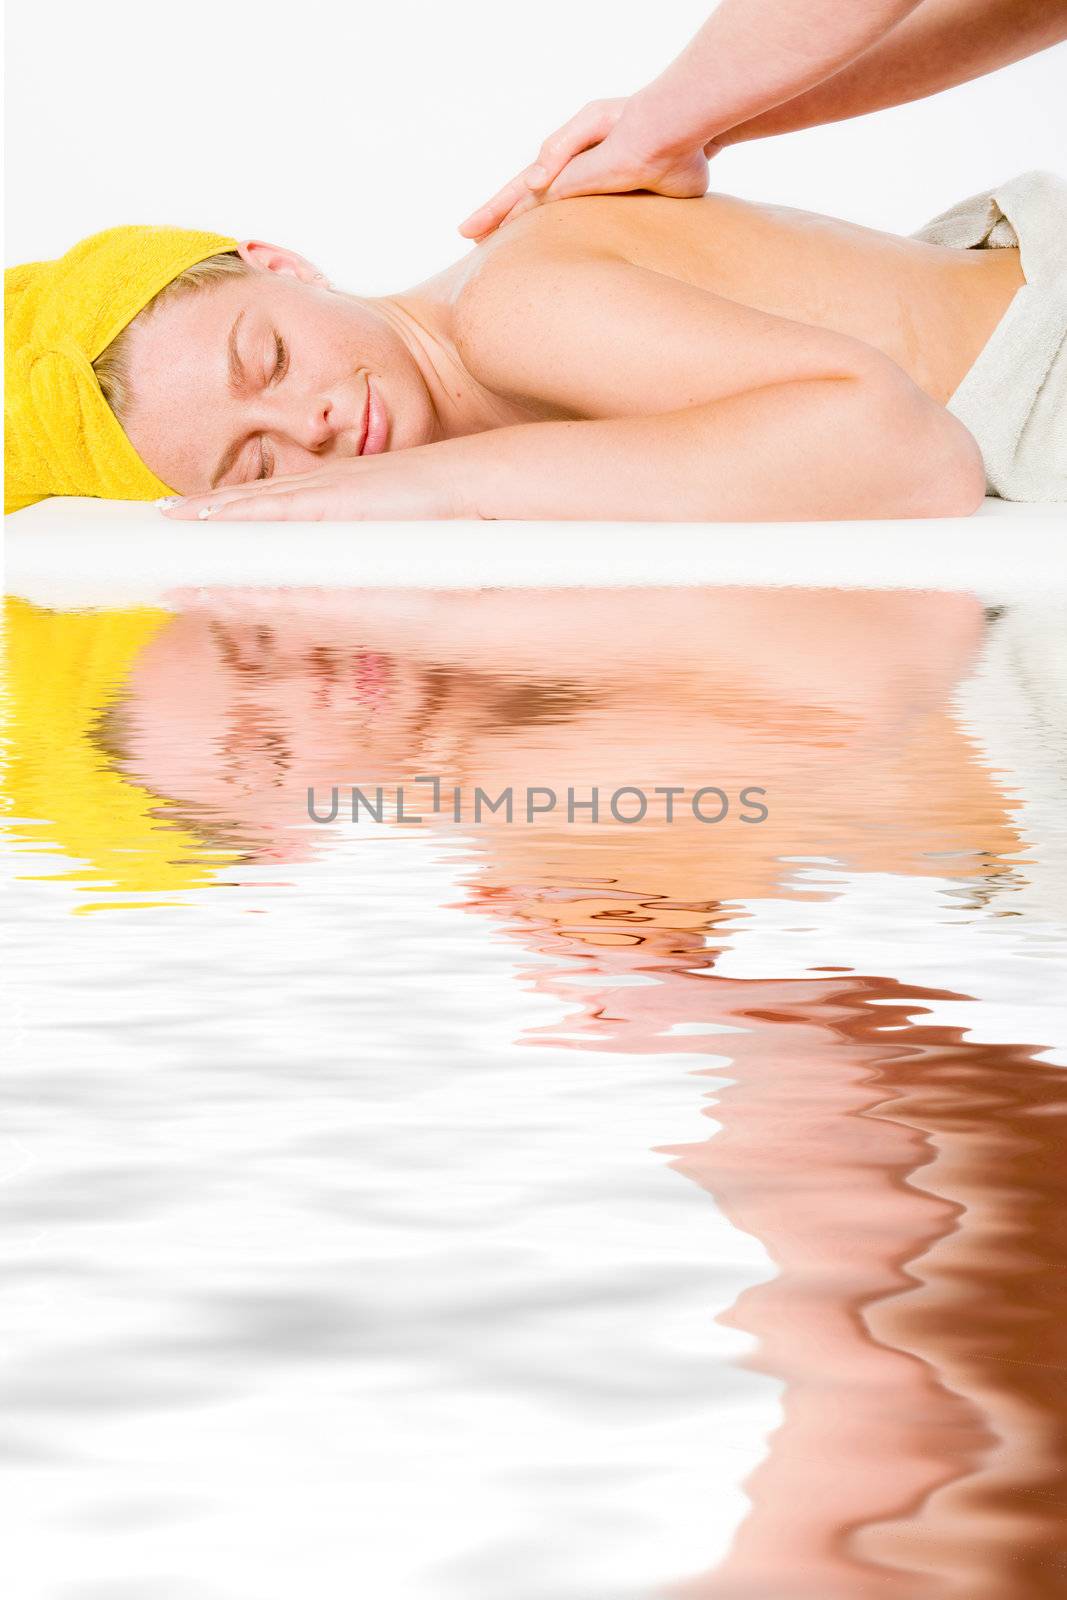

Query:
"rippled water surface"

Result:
[[3, 581, 1066, 1600]]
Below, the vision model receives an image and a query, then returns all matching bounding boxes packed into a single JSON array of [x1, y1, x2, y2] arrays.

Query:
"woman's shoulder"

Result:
[[446, 198, 619, 370], [455, 194, 637, 286]]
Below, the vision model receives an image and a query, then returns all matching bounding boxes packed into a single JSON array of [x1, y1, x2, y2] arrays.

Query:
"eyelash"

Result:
[[256, 334, 289, 480]]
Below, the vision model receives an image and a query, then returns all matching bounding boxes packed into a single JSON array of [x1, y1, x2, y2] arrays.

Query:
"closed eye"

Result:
[[254, 334, 289, 479]]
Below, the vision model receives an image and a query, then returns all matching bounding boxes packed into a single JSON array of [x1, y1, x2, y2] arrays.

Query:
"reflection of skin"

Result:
[[640, 973, 1067, 1600], [90, 585, 1066, 1593], [113, 586, 1022, 900]]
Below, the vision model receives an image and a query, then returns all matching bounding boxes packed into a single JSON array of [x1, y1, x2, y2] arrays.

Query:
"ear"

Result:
[[235, 239, 325, 284]]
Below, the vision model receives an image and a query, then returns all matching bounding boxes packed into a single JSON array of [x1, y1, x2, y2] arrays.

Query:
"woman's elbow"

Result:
[[865, 373, 988, 519], [913, 417, 987, 519]]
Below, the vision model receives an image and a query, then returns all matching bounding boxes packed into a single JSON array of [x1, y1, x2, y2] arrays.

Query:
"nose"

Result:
[[258, 391, 338, 455], [292, 396, 337, 454]]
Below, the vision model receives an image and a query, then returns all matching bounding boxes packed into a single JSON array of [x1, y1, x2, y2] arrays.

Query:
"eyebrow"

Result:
[[210, 309, 251, 489]]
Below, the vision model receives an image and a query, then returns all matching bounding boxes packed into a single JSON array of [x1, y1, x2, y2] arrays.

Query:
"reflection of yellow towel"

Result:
[[1, 596, 239, 907], [4, 223, 237, 515], [911, 170, 1067, 502]]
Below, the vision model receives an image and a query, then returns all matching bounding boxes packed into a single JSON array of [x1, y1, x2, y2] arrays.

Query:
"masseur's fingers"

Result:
[[489, 134, 671, 232], [545, 136, 712, 204], [528, 99, 627, 191], [494, 191, 544, 232], [459, 170, 547, 240], [539, 142, 643, 203], [458, 97, 626, 239]]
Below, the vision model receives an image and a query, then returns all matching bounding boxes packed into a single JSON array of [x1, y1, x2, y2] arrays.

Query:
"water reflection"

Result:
[[647, 971, 1066, 1600], [3, 587, 1026, 893], [3, 585, 1065, 1599]]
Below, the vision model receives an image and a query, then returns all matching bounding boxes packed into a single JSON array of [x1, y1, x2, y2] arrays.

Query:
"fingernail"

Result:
[[197, 505, 217, 520], [154, 495, 180, 509]]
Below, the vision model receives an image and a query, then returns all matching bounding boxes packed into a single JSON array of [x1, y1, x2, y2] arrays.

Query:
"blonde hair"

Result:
[[91, 250, 252, 425]]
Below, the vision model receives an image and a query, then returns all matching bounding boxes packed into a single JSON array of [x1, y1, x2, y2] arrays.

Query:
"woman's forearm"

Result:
[[715, 0, 1067, 146], [435, 373, 983, 523], [626, 0, 923, 157], [164, 372, 984, 524]]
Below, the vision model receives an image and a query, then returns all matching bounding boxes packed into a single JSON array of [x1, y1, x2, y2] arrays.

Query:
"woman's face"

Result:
[[119, 240, 438, 494]]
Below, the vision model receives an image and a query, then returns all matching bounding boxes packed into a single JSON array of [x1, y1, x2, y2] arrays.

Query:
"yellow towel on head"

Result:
[[4, 223, 238, 515]]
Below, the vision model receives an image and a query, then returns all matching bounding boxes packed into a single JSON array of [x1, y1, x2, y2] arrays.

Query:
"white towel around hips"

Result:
[[910, 169, 1067, 503]]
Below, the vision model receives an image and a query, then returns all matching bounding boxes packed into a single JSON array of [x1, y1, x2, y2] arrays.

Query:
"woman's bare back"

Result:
[[464, 190, 1025, 406]]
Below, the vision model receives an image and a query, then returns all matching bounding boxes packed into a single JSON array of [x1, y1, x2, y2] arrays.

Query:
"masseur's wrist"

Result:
[[619, 86, 726, 166], [614, 90, 713, 167], [702, 123, 747, 153]]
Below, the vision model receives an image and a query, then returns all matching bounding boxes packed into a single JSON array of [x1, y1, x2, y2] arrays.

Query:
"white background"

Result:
[[5, 0, 1067, 292], [5, 12, 1067, 1595]]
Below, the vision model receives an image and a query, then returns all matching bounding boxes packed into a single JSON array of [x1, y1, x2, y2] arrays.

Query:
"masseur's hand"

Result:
[[459, 0, 1067, 243], [159, 451, 468, 522], [458, 97, 719, 242]]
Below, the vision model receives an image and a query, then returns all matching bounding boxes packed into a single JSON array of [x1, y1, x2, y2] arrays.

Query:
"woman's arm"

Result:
[[165, 246, 985, 524], [163, 376, 984, 524], [417, 374, 983, 521], [715, 0, 1067, 146], [163, 378, 985, 522], [447, 244, 984, 520]]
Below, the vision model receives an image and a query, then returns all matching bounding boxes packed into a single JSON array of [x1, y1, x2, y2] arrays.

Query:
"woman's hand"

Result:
[[159, 448, 469, 522], [458, 97, 719, 242]]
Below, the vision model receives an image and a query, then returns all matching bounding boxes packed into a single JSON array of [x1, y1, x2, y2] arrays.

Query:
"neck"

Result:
[[366, 266, 512, 442]]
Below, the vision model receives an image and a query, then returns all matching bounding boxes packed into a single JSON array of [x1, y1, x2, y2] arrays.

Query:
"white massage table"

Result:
[[5, 495, 1065, 608]]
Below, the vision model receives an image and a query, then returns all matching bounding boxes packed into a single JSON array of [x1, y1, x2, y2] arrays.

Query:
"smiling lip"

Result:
[[355, 382, 371, 456], [362, 377, 389, 456]]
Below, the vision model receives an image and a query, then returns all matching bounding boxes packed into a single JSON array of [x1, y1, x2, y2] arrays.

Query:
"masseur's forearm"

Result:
[[435, 375, 980, 522], [715, 0, 1067, 146], [627, 0, 923, 157]]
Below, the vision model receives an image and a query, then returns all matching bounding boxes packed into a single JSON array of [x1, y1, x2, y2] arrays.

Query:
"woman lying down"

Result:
[[5, 169, 1065, 522]]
